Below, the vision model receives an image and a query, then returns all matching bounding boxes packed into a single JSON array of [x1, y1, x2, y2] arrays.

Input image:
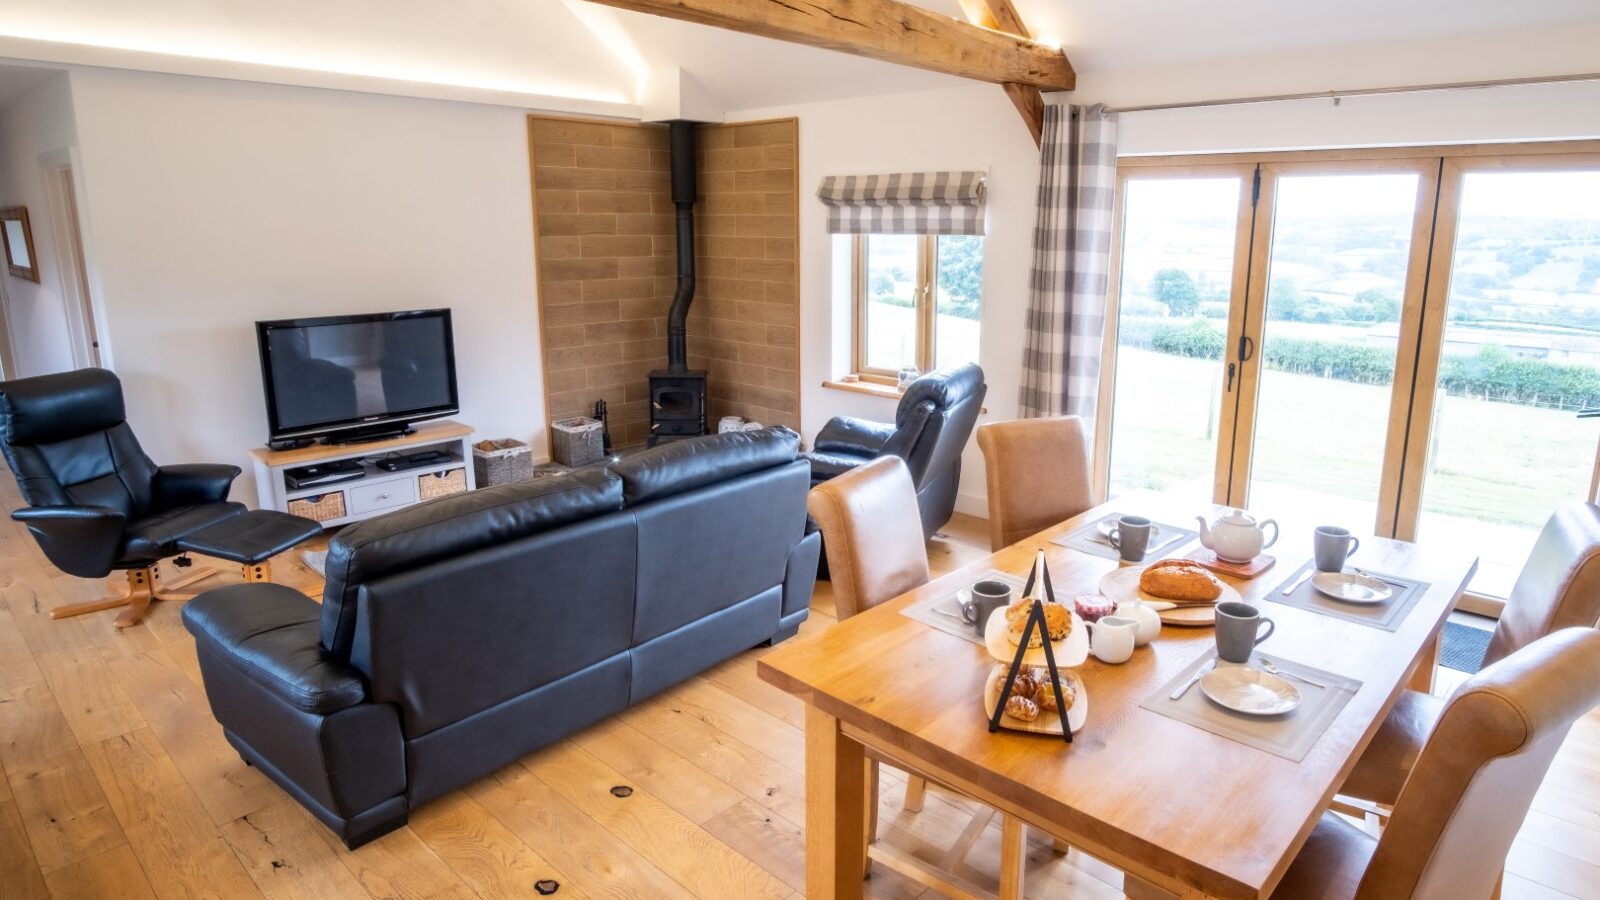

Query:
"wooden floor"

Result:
[[0, 477, 1596, 899]]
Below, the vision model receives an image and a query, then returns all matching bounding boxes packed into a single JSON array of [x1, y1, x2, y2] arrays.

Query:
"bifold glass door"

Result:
[[1100, 169, 1251, 505], [1101, 146, 1600, 608]]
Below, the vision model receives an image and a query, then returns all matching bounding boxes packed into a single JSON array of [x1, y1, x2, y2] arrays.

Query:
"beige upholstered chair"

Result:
[[1342, 500, 1600, 805], [809, 456, 1032, 897], [1272, 628, 1600, 899], [976, 416, 1093, 551]]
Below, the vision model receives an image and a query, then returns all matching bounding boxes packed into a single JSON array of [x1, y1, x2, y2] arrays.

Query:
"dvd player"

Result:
[[285, 459, 366, 491]]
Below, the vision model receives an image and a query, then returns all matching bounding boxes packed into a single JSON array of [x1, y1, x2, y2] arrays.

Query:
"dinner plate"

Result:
[[1199, 666, 1301, 716], [982, 664, 1088, 735], [983, 605, 1088, 667], [1311, 572, 1393, 605], [1098, 566, 1242, 610]]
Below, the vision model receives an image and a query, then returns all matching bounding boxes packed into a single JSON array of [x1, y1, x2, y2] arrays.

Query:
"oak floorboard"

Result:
[[520, 740, 792, 900], [315, 819, 477, 900], [219, 800, 374, 900], [9, 748, 125, 875], [468, 759, 702, 900], [0, 680, 79, 781], [568, 715, 746, 825], [0, 797, 51, 900], [40, 843, 160, 900], [80, 728, 263, 900], [409, 792, 593, 900]]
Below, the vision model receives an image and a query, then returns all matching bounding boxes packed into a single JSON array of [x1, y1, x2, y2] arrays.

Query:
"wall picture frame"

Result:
[[1, 206, 39, 283]]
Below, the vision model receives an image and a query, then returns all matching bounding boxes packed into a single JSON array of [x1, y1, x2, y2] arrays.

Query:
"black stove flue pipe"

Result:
[[665, 120, 697, 373]]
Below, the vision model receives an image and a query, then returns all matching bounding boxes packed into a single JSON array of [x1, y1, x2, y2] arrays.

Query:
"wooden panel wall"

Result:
[[529, 115, 798, 451]]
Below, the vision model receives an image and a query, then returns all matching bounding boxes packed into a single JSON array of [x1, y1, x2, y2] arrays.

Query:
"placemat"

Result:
[[900, 570, 1028, 646], [1141, 651, 1362, 762], [1266, 562, 1430, 632], [1051, 512, 1198, 562]]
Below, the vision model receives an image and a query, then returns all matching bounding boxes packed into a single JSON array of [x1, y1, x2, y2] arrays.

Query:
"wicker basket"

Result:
[[287, 492, 347, 523], [418, 467, 468, 500], [552, 417, 604, 467], [473, 439, 534, 486]]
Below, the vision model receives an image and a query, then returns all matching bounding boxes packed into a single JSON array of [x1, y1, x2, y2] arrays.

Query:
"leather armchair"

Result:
[[0, 367, 246, 626], [805, 363, 986, 537]]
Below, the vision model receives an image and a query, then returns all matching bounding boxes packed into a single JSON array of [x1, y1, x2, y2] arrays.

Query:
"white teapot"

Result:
[[1196, 509, 1279, 563]]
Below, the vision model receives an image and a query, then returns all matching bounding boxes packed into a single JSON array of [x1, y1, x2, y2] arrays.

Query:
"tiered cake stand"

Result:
[[981, 551, 1089, 741]]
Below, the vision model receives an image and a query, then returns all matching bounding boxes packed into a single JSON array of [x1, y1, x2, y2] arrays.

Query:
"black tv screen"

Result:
[[256, 309, 459, 441]]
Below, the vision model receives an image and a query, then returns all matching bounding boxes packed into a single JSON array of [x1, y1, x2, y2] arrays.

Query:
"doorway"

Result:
[[1097, 141, 1600, 614], [41, 151, 100, 368]]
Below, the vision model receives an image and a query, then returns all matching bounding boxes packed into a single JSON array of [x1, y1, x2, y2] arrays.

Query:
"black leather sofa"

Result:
[[182, 428, 819, 847], [804, 363, 986, 537]]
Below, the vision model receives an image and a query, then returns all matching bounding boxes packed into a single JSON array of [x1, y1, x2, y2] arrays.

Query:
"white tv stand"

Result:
[[249, 420, 476, 528]]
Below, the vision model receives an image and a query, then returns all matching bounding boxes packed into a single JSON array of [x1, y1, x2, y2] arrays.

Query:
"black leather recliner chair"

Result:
[[804, 363, 986, 537], [0, 368, 245, 627]]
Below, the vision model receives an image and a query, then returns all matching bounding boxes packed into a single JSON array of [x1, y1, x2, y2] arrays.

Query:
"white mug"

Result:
[[1092, 616, 1138, 665]]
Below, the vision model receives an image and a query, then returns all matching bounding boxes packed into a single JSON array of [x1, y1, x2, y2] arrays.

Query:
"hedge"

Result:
[[1119, 318, 1600, 411]]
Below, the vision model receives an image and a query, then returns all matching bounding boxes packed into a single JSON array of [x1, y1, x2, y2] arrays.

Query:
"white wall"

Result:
[[0, 71, 80, 376], [730, 71, 1600, 519], [732, 83, 1042, 518], [66, 66, 545, 505]]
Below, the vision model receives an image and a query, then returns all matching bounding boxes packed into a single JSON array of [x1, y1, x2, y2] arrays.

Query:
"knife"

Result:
[[1281, 569, 1315, 596], [1169, 660, 1215, 701]]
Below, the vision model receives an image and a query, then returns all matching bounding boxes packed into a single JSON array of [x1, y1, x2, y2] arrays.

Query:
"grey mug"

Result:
[[1108, 515, 1153, 563], [960, 580, 1013, 638], [1215, 601, 1275, 664], [1314, 526, 1361, 573]]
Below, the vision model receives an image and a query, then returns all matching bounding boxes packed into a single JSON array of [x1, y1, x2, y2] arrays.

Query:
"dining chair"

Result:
[[1340, 500, 1600, 807], [975, 416, 1093, 552], [809, 455, 1033, 897], [1268, 627, 1600, 899]]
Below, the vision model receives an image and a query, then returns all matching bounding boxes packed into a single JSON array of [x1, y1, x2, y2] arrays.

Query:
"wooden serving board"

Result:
[[983, 665, 1088, 735], [1154, 604, 1216, 627], [1184, 549, 1277, 579]]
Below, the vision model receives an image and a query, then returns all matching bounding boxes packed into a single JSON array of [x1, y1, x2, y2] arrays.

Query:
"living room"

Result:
[[1, 2, 1599, 899]]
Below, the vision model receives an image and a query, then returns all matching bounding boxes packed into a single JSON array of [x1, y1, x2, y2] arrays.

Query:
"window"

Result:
[[1096, 141, 1600, 613], [853, 233, 984, 380]]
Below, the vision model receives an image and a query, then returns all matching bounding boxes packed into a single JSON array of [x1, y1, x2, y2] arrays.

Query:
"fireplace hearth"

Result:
[[647, 119, 709, 447]]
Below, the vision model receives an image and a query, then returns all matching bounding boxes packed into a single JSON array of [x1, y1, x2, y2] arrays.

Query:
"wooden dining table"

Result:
[[757, 490, 1478, 900]]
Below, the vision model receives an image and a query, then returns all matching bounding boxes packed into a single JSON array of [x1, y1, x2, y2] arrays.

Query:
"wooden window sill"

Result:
[[821, 378, 987, 413], [822, 378, 905, 401]]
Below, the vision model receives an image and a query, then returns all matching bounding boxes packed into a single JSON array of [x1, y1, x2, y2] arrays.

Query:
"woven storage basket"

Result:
[[552, 417, 604, 467], [472, 439, 534, 486], [287, 492, 346, 523], [418, 467, 468, 500]]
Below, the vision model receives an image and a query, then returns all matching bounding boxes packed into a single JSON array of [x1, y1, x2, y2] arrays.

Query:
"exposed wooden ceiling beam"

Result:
[[585, 0, 1076, 91], [956, 0, 1045, 147]]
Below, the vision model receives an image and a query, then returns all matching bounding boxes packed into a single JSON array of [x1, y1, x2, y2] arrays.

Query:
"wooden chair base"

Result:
[[864, 758, 1030, 899], [49, 559, 275, 628]]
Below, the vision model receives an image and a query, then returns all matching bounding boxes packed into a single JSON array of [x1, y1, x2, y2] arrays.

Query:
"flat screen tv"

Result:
[[256, 309, 459, 444]]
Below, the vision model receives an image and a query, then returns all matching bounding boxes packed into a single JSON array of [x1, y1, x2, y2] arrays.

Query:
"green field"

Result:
[[1108, 348, 1596, 594]]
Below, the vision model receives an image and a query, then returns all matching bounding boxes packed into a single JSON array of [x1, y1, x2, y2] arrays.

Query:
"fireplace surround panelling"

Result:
[[529, 115, 799, 451]]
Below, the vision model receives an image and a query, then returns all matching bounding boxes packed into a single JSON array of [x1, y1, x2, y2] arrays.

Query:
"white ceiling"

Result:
[[0, 0, 1597, 113]]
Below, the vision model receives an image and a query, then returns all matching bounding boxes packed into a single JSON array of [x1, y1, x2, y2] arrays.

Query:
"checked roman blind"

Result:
[[816, 171, 987, 235]]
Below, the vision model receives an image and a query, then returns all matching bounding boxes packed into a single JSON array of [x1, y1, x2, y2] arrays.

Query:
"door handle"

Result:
[[1238, 335, 1255, 363], [1226, 362, 1236, 392]]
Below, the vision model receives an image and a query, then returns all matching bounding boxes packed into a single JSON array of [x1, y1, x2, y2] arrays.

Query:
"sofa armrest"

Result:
[[155, 463, 241, 507], [12, 505, 127, 577], [813, 416, 895, 457], [183, 583, 368, 715]]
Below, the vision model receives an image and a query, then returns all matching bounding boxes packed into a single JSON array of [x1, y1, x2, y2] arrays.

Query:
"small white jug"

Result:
[[1092, 616, 1138, 664]]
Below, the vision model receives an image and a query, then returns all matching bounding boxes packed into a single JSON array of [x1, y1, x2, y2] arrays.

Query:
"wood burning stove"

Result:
[[648, 120, 709, 447]]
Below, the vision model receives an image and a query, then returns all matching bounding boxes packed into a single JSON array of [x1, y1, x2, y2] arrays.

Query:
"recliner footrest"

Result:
[[178, 509, 322, 565]]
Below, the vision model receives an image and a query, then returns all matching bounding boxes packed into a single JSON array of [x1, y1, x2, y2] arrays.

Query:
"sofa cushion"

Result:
[[185, 583, 368, 714], [610, 427, 800, 505], [320, 469, 623, 657]]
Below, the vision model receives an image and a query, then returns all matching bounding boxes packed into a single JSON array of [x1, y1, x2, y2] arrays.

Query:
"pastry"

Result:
[[1036, 675, 1077, 713], [1009, 670, 1039, 699], [1004, 599, 1073, 646], [1004, 694, 1039, 722], [1138, 559, 1224, 603]]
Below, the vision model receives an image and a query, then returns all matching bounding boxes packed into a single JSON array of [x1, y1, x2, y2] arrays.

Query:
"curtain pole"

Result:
[[1105, 71, 1600, 115]]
